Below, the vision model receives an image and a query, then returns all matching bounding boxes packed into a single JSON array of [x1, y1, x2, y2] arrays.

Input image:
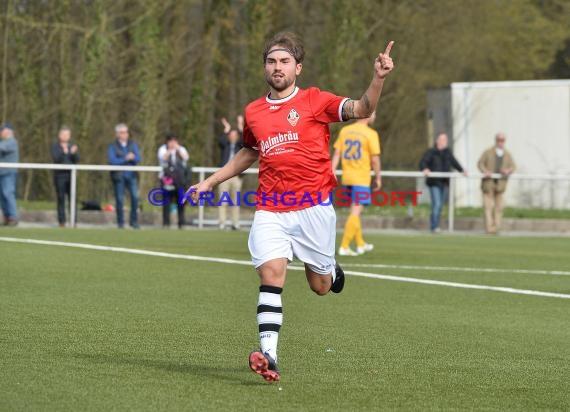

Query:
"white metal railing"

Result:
[[0, 162, 569, 231]]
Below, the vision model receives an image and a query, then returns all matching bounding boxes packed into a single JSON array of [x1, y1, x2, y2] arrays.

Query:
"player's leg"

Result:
[[256, 258, 287, 361], [339, 186, 359, 256], [248, 211, 293, 382], [293, 203, 345, 295], [304, 265, 332, 295], [352, 186, 373, 254]]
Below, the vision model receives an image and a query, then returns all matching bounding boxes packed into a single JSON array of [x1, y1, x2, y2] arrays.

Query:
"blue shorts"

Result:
[[343, 185, 372, 205]]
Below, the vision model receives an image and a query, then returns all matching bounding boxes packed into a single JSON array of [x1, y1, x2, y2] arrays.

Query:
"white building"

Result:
[[426, 80, 570, 208]]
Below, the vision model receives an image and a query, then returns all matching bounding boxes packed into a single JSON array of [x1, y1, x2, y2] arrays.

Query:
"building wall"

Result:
[[428, 80, 570, 209]]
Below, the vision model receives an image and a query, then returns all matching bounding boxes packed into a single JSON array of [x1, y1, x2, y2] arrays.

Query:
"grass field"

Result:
[[1, 228, 569, 411]]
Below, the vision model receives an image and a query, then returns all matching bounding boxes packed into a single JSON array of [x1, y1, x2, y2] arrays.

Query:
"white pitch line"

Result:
[[344, 270, 570, 299], [1, 236, 569, 300], [338, 263, 570, 276], [0, 236, 253, 266]]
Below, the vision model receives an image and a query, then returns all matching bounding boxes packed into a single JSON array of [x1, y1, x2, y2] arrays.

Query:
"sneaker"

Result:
[[249, 351, 280, 382], [356, 243, 374, 254], [330, 263, 345, 294], [338, 247, 358, 256]]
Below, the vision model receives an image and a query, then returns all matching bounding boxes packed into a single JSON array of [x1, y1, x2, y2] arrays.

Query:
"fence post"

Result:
[[448, 176, 455, 232], [198, 169, 205, 229], [70, 167, 77, 228]]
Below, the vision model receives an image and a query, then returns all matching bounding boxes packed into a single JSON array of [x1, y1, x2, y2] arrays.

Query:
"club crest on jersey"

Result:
[[287, 108, 300, 127]]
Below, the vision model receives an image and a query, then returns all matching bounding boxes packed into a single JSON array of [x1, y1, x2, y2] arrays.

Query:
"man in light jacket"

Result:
[[477, 132, 516, 234]]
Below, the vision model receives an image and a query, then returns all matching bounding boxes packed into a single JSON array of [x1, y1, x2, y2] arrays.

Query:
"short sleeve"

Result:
[[309, 88, 349, 124], [369, 131, 381, 156], [242, 116, 258, 150]]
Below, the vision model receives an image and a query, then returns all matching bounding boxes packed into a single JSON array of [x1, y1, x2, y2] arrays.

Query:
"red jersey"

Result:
[[243, 86, 348, 212]]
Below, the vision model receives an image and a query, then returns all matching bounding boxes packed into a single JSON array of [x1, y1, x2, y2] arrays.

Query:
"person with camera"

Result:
[[157, 132, 190, 228]]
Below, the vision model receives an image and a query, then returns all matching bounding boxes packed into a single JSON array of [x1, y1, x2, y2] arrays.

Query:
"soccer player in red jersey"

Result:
[[186, 32, 394, 382]]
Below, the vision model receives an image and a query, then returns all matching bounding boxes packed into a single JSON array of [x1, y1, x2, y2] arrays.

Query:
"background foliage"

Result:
[[1, 0, 568, 201]]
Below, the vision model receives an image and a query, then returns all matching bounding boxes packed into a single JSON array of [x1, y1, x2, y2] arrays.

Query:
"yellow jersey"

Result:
[[333, 122, 381, 186]]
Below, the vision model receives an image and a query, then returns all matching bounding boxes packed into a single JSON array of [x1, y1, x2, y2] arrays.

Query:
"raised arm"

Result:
[[341, 41, 395, 121]]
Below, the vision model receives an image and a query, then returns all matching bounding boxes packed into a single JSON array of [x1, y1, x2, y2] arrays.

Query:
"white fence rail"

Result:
[[1, 162, 569, 231]]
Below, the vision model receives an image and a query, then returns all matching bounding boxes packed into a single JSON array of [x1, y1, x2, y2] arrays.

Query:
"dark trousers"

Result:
[[162, 189, 185, 228], [54, 173, 71, 225], [112, 175, 139, 228]]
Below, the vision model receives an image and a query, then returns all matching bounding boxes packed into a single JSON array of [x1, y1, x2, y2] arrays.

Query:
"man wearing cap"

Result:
[[0, 123, 19, 226]]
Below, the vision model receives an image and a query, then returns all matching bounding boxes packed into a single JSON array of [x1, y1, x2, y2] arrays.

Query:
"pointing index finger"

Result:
[[384, 41, 394, 56]]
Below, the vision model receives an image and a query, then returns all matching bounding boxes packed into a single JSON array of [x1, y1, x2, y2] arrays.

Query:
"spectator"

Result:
[[108, 123, 141, 229], [157, 132, 190, 228], [0, 122, 19, 226], [419, 133, 465, 233], [217, 116, 243, 230], [50, 126, 79, 227], [477, 132, 516, 234]]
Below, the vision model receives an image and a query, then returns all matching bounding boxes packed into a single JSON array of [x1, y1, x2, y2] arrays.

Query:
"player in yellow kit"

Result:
[[331, 111, 381, 256]]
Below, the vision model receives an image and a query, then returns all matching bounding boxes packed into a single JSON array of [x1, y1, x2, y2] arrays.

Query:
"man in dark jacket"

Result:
[[50, 126, 79, 227], [108, 123, 142, 229], [419, 133, 465, 232]]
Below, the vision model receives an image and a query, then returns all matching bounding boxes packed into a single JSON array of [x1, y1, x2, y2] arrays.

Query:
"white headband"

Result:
[[266, 48, 295, 58]]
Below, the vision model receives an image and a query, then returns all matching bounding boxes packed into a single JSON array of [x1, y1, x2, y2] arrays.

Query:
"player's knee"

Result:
[[310, 283, 329, 296]]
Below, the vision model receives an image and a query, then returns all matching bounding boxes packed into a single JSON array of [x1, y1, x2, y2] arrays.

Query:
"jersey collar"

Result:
[[266, 87, 299, 104]]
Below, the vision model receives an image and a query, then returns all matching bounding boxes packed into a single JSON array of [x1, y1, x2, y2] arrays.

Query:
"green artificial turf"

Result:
[[0, 228, 569, 411]]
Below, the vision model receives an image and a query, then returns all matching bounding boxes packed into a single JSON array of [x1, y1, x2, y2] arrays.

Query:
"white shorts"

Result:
[[248, 204, 336, 275]]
